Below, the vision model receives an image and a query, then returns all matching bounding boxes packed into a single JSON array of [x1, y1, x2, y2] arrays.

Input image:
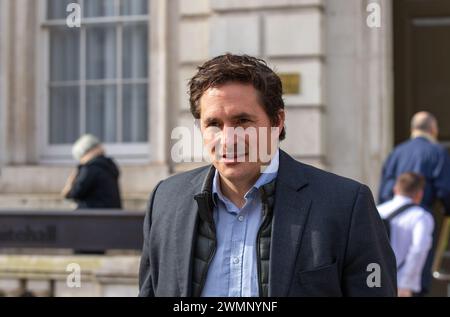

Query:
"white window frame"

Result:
[[36, 0, 167, 165]]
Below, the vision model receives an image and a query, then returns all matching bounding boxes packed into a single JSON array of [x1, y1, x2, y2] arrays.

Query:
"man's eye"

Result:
[[237, 118, 250, 124], [206, 122, 220, 127]]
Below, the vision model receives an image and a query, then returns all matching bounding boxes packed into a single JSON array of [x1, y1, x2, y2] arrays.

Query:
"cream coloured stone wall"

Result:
[[175, 0, 326, 169], [0, 0, 393, 207]]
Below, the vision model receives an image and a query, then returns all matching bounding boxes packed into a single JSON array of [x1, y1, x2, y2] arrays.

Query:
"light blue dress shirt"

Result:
[[201, 149, 279, 297]]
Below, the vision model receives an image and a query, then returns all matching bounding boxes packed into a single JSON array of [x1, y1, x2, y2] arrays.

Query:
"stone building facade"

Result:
[[0, 0, 407, 297], [0, 0, 393, 211]]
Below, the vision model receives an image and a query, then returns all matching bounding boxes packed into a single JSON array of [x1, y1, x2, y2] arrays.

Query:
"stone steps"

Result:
[[0, 193, 148, 211]]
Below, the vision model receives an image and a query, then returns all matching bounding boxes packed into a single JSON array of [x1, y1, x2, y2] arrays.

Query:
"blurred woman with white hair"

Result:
[[61, 134, 122, 209]]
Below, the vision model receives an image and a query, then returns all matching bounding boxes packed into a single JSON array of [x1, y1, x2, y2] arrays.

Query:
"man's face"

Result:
[[199, 83, 284, 186]]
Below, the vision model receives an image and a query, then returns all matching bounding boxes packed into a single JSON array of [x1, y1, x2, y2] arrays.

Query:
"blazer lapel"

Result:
[[269, 150, 312, 297], [174, 166, 214, 296]]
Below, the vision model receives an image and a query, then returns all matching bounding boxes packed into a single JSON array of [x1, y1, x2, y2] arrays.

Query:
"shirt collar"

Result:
[[411, 131, 437, 143], [212, 148, 280, 206], [393, 195, 414, 205]]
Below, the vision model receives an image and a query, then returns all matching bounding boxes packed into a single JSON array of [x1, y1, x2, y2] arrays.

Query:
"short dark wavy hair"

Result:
[[188, 54, 286, 140], [395, 172, 425, 196]]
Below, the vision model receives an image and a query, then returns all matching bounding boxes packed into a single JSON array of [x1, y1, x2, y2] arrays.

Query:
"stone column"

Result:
[[0, 0, 7, 169], [360, 0, 394, 195], [2, 0, 39, 165], [325, 0, 393, 194]]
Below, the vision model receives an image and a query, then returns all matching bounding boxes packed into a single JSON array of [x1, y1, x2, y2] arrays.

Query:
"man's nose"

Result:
[[221, 126, 237, 146]]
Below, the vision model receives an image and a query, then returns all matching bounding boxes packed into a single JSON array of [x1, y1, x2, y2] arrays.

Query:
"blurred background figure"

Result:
[[379, 111, 450, 212], [378, 111, 450, 296], [378, 172, 434, 297], [61, 134, 122, 209]]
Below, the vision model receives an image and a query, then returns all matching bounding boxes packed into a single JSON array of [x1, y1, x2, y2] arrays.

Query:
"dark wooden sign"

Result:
[[0, 210, 145, 251]]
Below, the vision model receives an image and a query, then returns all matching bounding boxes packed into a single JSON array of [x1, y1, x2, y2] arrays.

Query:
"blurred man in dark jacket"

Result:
[[62, 134, 122, 209], [378, 111, 450, 295], [379, 112, 450, 213]]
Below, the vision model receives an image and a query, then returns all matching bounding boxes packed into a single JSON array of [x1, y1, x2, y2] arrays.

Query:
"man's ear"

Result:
[[393, 184, 399, 196], [415, 190, 425, 204]]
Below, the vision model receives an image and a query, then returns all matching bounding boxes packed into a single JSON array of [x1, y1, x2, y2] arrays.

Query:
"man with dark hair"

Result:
[[378, 172, 434, 297], [378, 111, 450, 295], [139, 54, 396, 297]]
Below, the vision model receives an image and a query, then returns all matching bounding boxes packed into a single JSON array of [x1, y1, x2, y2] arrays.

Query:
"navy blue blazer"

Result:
[[139, 150, 397, 297]]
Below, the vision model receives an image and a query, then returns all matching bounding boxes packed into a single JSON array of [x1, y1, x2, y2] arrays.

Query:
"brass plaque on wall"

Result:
[[279, 73, 301, 95]]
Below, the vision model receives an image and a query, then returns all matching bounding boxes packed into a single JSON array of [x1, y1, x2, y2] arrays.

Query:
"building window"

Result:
[[45, 0, 149, 146]]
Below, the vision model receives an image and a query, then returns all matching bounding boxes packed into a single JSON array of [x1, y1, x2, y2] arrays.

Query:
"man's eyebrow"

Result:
[[203, 117, 221, 125], [230, 112, 256, 120], [203, 112, 256, 125]]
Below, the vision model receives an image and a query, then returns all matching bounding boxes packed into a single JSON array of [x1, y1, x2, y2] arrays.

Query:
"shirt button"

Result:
[[233, 257, 240, 264], [238, 215, 244, 222]]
